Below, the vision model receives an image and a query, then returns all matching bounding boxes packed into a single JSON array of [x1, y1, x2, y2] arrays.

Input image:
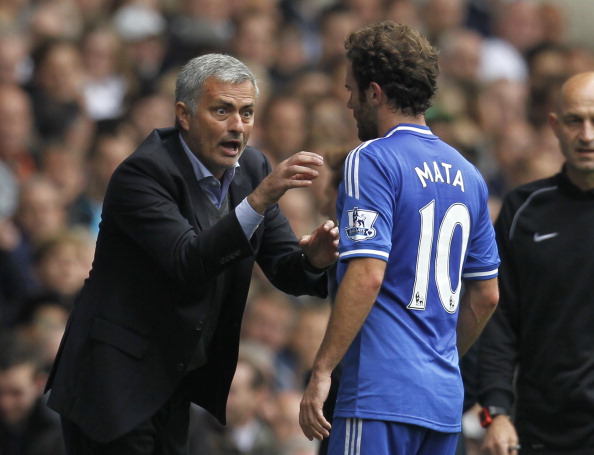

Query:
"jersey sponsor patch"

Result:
[[345, 207, 378, 241]]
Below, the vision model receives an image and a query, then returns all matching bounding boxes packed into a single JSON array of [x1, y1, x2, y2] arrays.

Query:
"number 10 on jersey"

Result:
[[407, 200, 470, 314]]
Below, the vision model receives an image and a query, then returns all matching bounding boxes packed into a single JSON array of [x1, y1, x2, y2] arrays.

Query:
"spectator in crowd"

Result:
[[0, 330, 65, 455], [0, 176, 71, 317], [285, 302, 330, 391], [122, 91, 175, 145], [68, 130, 136, 235], [478, 71, 594, 454], [45, 53, 338, 453], [384, 0, 421, 29], [26, 39, 94, 154], [80, 23, 138, 123], [257, 94, 308, 166], [421, 0, 466, 44], [189, 350, 281, 454], [39, 144, 86, 217], [13, 293, 71, 373], [268, 24, 310, 92], [316, 5, 360, 71], [0, 28, 32, 86], [274, 389, 309, 446], [0, 84, 38, 182], [32, 229, 94, 303], [112, 3, 169, 96], [279, 188, 321, 239], [480, 0, 546, 83], [241, 288, 300, 390]]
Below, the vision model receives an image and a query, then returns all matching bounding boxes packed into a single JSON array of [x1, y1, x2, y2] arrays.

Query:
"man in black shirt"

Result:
[[478, 72, 594, 454]]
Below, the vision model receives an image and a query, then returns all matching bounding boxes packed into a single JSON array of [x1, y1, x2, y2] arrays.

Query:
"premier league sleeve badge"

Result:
[[345, 207, 379, 241]]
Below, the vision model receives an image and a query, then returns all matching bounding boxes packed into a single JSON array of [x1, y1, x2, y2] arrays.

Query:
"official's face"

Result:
[[177, 77, 256, 179], [549, 74, 594, 182], [345, 62, 377, 142]]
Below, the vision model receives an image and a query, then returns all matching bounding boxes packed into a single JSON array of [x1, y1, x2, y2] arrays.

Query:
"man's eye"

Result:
[[243, 110, 254, 119], [216, 108, 227, 115]]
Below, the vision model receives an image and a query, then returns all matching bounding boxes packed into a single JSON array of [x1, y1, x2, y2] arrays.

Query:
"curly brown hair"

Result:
[[345, 21, 439, 117]]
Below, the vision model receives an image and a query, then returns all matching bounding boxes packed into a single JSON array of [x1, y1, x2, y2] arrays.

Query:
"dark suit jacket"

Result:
[[45, 128, 327, 443]]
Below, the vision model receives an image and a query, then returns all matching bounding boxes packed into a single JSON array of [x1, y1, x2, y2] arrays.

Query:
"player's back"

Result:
[[335, 124, 498, 432]]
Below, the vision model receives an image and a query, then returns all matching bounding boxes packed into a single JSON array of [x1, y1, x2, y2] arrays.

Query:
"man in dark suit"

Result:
[[45, 53, 339, 454]]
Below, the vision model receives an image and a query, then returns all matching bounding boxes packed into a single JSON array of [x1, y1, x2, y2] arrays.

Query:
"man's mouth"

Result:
[[221, 140, 241, 155]]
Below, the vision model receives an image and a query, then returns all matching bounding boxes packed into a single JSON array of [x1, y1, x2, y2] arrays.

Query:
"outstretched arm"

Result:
[[299, 257, 386, 441]]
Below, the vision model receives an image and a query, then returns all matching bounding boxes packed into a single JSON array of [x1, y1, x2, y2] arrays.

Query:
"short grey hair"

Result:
[[175, 53, 259, 114]]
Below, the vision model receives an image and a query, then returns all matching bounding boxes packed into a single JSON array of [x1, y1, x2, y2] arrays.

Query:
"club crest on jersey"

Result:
[[345, 207, 378, 241]]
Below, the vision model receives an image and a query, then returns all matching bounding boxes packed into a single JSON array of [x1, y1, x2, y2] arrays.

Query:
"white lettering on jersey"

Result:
[[414, 161, 465, 192]]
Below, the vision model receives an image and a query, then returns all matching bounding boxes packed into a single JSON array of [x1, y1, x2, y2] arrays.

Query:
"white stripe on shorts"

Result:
[[344, 418, 363, 455]]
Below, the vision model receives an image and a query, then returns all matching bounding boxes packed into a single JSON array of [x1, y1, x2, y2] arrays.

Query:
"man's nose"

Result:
[[580, 120, 594, 143], [228, 113, 245, 133]]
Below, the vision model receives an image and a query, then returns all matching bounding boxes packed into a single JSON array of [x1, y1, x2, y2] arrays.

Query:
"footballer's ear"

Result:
[[368, 81, 383, 107], [175, 102, 191, 132]]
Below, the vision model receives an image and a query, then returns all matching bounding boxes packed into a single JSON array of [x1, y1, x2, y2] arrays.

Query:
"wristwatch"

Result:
[[479, 406, 509, 428]]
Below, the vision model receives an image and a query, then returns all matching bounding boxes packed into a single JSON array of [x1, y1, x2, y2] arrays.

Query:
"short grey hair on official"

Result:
[[175, 53, 259, 114]]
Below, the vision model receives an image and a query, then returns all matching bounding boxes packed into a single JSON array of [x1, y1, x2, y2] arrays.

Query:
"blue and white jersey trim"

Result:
[[344, 125, 434, 200], [339, 249, 390, 260], [462, 268, 499, 279]]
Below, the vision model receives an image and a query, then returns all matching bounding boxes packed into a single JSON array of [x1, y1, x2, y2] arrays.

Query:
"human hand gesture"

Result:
[[248, 152, 323, 214], [300, 220, 339, 270]]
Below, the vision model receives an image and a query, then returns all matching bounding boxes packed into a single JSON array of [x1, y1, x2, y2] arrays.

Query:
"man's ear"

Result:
[[548, 112, 560, 138], [368, 82, 383, 107], [175, 102, 190, 132]]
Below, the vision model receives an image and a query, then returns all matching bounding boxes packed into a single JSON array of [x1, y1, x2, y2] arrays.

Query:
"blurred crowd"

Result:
[[0, 0, 593, 453]]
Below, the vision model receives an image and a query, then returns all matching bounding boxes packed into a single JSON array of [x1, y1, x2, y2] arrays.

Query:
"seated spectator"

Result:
[[80, 23, 138, 122], [0, 330, 65, 455], [241, 288, 299, 390], [0, 84, 38, 183], [32, 228, 94, 303], [188, 348, 281, 455], [69, 130, 136, 235], [0, 176, 70, 323], [13, 292, 71, 372]]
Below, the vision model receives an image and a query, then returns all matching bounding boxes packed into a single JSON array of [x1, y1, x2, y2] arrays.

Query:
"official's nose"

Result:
[[580, 120, 594, 144]]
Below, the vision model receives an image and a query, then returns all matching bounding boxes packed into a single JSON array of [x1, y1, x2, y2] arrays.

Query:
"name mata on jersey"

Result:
[[345, 160, 466, 242]]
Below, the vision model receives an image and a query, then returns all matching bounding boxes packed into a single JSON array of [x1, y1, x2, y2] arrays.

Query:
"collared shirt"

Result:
[[180, 134, 263, 239]]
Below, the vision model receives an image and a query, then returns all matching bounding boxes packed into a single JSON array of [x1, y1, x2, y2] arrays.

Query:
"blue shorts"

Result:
[[327, 417, 459, 455]]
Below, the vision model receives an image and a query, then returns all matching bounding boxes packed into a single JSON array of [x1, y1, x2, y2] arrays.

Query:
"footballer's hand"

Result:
[[299, 370, 332, 441]]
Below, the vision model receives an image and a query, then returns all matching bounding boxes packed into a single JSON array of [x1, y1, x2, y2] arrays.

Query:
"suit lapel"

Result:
[[229, 166, 254, 209], [165, 132, 211, 231]]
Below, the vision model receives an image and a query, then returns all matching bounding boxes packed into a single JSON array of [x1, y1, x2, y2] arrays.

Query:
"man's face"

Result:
[[549, 76, 594, 182], [345, 63, 377, 141], [177, 77, 256, 179], [0, 364, 41, 427]]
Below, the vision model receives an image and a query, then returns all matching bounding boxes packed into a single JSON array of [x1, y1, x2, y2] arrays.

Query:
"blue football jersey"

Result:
[[334, 124, 499, 432]]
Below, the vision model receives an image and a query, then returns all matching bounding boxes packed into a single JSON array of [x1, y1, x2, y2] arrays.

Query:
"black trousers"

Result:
[[61, 385, 191, 455]]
